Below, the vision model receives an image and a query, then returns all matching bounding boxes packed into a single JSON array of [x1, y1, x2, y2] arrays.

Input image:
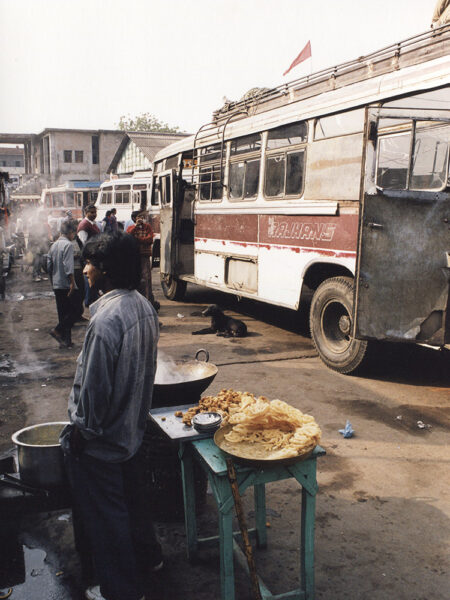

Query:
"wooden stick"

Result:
[[226, 458, 262, 600]]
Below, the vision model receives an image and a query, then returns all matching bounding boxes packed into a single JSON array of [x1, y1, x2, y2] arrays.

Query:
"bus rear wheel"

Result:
[[160, 274, 187, 301], [310, 276, 368, 374]]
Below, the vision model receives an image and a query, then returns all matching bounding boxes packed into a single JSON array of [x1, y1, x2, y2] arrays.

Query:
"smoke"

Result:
[[155, 351, 186, 384]]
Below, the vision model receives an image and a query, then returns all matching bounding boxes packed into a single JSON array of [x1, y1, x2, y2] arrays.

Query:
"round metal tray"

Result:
[[214, 424, 314, 466]]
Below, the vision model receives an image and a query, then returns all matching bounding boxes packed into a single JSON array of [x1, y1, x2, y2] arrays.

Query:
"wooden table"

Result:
[[149, 407, 325, 600]]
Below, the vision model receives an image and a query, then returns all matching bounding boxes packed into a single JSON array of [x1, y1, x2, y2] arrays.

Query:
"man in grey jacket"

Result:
[[47, 219, 78, 348], [61, 231, 160, 600]]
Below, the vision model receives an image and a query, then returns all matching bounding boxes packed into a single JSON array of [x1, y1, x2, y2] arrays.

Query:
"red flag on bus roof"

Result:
[[283, 41, 312, 77]]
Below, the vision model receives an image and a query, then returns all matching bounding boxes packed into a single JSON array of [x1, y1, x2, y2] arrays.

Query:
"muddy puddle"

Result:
[[0, 544, 68, 599], [4, 291, 54, 302]]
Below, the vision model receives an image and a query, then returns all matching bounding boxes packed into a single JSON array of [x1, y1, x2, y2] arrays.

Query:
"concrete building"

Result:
[[0, 128, 124, 202], [0, 146, 25, 174]]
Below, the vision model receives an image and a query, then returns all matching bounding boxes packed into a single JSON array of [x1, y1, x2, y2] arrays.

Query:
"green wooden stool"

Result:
[[180, 438, 325, 600]]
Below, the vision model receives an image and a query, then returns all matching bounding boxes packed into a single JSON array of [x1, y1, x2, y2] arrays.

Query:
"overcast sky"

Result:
[[0, 0, 438, 135]]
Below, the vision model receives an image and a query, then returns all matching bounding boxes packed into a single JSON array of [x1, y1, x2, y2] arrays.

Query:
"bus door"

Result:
[[158, 170, 175, 275], [354, 106, 450, 345]]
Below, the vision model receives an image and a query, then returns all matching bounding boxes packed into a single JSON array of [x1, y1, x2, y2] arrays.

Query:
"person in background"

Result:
[[77, 205, 100, 306], [14, 210, 25, 256], [71, 230, 86, 322], [28, 212, 52, 282], [64, 209, 73, 222], [101, 210, 112, 233], [0, 218, 7, 300], [47, 219, 78, 348], [126, 211, 159, 311], [109, 208, 118, 232], [60, 232, 161, 600], [124, 210, 139, 232]]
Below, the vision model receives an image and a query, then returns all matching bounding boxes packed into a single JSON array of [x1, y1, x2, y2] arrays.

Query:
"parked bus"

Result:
[[40, 181, 101, 219], [95, 174, 161, 261], [152, 26, 450, 374]]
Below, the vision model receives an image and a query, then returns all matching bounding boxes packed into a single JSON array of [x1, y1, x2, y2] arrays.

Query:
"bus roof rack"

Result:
[[212, 24, 450, 124]]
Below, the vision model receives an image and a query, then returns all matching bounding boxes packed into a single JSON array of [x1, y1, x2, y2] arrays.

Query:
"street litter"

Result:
[[58, 514, 70, 521], [396, 415, 403, 421], [177, 313, 185, 319], [417, 420, 432, 430], [339, 420, 354, 438]]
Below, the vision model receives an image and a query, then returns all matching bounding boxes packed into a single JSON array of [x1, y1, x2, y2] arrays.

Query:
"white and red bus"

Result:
[[40, 181, 101, 219], [152, 25, 450, 373]]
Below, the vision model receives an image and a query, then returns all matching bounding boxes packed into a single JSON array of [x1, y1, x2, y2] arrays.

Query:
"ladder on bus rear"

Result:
[[190, 111, 248, 199]]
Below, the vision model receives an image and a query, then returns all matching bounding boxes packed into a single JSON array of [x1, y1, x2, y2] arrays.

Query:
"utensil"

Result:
[[226, 458, 262, 600], [192, 412, 222, 432], [152, 349, 218, 407], [11, 422, 68, 489]]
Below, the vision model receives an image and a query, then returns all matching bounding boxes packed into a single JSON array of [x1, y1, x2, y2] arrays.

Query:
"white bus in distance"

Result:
[[40, 181, 101, 220], [95, 174, 161, 261], [153, 25, 450, 374]]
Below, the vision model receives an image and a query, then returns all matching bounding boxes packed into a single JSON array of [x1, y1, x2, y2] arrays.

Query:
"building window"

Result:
[[92, 135, 99, 164], [75, 151, 84, 163], [64, 150, 72, 163], [15, 161, 21, 167]]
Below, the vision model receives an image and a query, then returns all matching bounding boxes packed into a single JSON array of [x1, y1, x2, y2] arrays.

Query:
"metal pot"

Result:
[[152, 349, 218, 408], [11, 422, 69, 489]]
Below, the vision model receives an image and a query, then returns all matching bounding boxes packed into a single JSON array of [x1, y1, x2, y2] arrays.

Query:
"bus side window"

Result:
[[228, 134, 261, 201], [376, 132, 411, 190], [66, 192, 75, 207], [151, 181, 159, 206], [160, 176, 171, 206], [411, 123, 450, 190], [265, 122, 307, 198], [199, 143, 222, 201]]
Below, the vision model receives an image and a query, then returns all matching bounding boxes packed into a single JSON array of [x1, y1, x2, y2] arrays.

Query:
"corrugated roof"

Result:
[[107, 131, 189, 174]]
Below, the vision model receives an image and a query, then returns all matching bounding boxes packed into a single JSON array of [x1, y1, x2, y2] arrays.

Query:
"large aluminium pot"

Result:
[[11, 422, 69, 489], [152, 349, 218, 408]]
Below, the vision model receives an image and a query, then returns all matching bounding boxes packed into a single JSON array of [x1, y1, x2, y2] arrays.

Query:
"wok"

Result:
[[152, 349, 218, 408]]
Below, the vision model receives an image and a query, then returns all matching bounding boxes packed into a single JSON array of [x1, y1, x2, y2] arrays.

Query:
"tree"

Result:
[[117, 112, 183, 133]]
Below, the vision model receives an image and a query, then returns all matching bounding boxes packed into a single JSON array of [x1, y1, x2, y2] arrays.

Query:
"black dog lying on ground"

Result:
[[192, 304, 248, 337]]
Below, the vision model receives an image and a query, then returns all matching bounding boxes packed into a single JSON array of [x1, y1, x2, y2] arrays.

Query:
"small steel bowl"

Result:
[[192, 412, 223, 432]]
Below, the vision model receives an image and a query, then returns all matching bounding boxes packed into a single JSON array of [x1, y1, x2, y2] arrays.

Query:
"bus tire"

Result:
[[160, 274, 187, 301], [310, 276, 368, 374]]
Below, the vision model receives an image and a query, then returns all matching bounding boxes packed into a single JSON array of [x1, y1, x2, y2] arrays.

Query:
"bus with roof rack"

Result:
[[152, 25, 450, 374]]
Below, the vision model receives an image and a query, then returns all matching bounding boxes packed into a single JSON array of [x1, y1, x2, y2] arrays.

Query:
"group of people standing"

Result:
[[47, 205, 159, 349]]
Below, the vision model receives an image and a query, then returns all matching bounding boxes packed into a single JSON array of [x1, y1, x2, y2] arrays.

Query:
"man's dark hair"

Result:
[[131, 210, 139, 222], [85, 204, 97, 212], [60, 219, 78, 236], [82, 232, 141, 290]]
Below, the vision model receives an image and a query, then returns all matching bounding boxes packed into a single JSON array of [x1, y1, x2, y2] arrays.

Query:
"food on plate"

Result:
[[174, 411, 183, 418], [179, 389, 258, 426], [223, 397, 321, 460]]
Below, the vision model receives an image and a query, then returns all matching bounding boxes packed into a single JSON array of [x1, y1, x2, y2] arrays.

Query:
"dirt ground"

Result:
[[0, 260, 449, 600]]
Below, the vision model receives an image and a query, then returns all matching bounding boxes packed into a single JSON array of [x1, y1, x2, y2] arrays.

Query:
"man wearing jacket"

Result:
[[61, 232, 160, 600]]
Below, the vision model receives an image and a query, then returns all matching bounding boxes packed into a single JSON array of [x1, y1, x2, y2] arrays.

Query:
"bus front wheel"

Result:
[[160, 274, 187, 301], [310, 276, 368, 374]]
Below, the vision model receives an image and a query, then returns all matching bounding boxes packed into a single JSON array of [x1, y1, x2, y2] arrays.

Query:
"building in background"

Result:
[[0, 128, 124, 204], [107, 131, 189, 177]]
